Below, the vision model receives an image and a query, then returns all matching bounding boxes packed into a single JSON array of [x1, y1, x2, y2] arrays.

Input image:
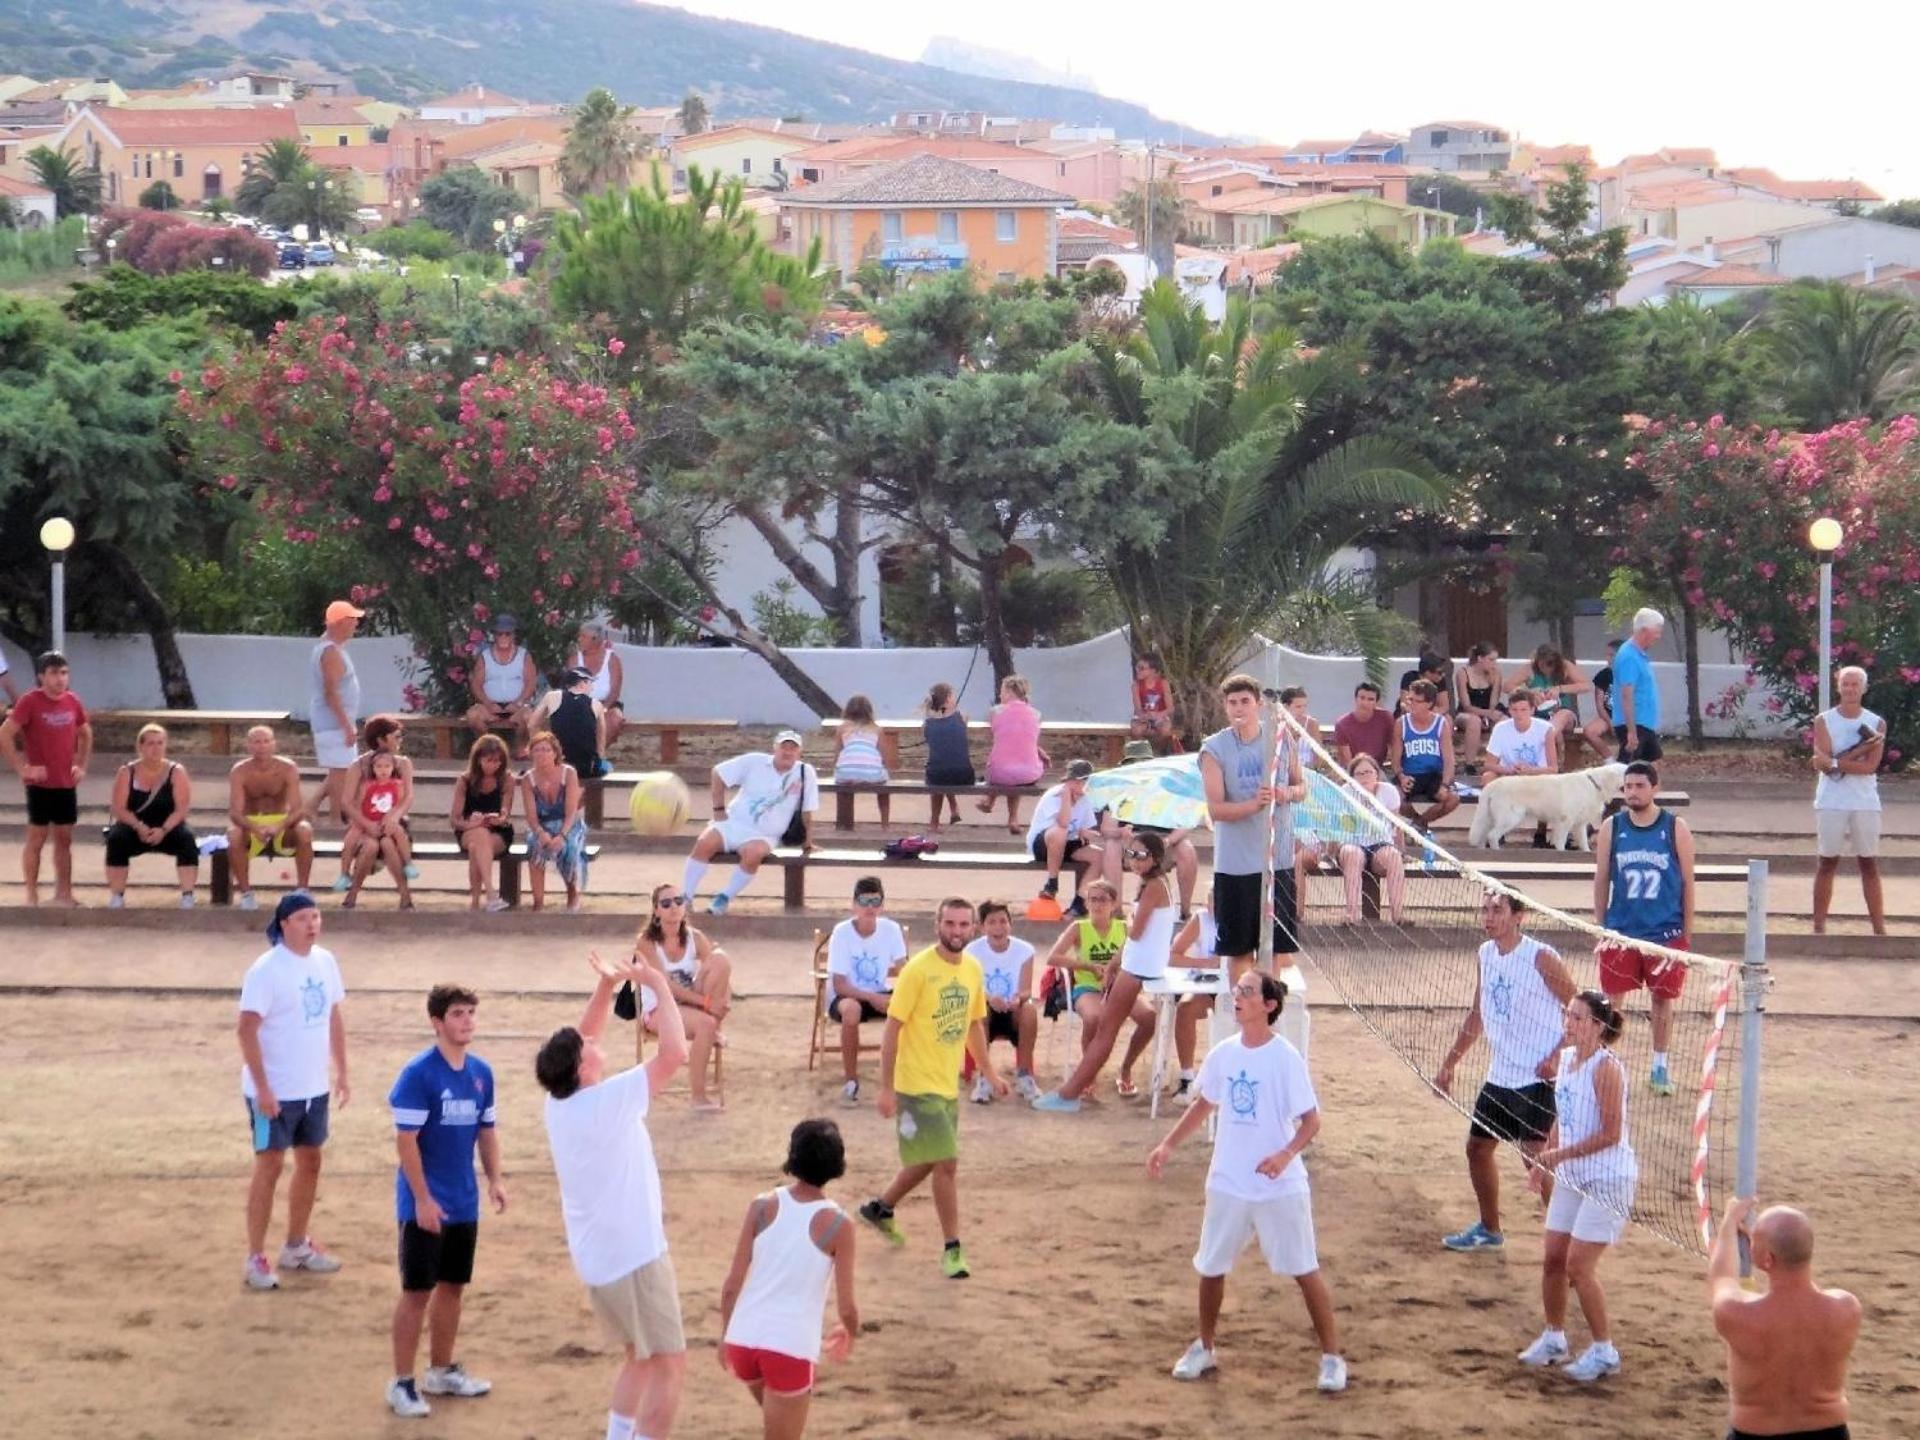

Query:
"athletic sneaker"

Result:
[[107, 893, 127, 910], [237, 892, 259, 912], [179, 893, 196, 909], [1317, 1354, 1349, 1392], [1066, 896, 1089, 918], [941, 1244, 970, 1280], [1031, 1090, 1082, 1113], [278, 1239, 343, 1273], [1039, 878, 1060, 898], [484, 897, 511, 913], [1517, 1330, 1570, 1367], [707, 893, 731, 916], [1014, 1072, 1041, 1102], [840, 1079, 860, 1108], [330, 873, 352, 892], [422, 1363, 491, 1397], [1172, 1075, 1196, 1103], [1648, 1063, 1676, 1097], [1441, 1221, 1504, 1251], [403, 863, 422, 881], [243, 1254, 278, 1291], [1562, 1343, 1621, 1383], [858, 1199, 904, 1247], [386, 1378, 430, 1417], [970, 1075, 993, 1104], [1170, 1339, 1218, 1381]]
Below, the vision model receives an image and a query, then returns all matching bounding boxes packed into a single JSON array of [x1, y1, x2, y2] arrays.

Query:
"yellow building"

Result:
[[669, 125, 815, 190], [295, 96, 377, 149], [779, 152, 1068, 283], [48, 103, 304, 206]]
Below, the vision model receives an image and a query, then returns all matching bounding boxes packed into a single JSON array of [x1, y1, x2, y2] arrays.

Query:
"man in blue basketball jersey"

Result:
[[1592, 761, 1695, 1097]]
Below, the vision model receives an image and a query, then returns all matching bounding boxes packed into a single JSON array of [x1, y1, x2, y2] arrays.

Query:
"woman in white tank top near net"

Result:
[[1519, 990, 1638, 1383], [720, 1119, 861, 1439]]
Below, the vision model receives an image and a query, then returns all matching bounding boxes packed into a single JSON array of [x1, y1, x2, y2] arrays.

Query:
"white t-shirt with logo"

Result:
[[964, 935, 1036, 1007], [237, 943, 346, 1102], [1199, 1031, 1317, 1202], [544, 1065, 667, 1286], [825, 916, 907, 1014], [1487, 717, 1551, 773], [1024, 783, 1097, 851], [716, 752, 820, 840]]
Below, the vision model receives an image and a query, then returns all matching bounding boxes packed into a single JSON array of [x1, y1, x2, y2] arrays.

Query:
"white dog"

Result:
[[1467, 763, 1627, 852]]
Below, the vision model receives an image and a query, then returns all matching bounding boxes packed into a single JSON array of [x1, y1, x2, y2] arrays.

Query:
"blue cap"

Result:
[[267, 891, 318, 946]]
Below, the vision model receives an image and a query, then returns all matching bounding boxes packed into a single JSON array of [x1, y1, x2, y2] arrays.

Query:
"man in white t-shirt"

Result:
[[236, 893, 350, 1292], [1484, 689, 1560, 779], [683, 731, 819, 916], [1147, 970, 1346, 1393], [963, 899, 1040, 1102], [827, 876, 909, 1109], [1027, 758, 1102, 916], [0, 646, 18, 708], [537, 949, 689, 1440], [1810, 665, 1886, 937]]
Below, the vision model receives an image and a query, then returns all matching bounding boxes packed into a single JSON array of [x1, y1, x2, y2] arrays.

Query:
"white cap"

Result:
[[774, 729, 805, 747]]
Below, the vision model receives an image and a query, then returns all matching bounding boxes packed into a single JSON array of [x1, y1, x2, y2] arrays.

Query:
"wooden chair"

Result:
[[633, 983, 724, 1103], [807, 924, 907, 1071]]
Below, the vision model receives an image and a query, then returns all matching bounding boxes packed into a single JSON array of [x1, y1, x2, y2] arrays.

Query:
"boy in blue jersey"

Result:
[[386, 984, 508, 1417], [1389, 680, 1459, 832], [1592, 762, 1695, 1097]]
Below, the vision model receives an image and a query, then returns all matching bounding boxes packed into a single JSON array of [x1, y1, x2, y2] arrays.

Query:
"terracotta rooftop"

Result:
[[779, 152, 1070, 207], [293, 95, 381, 126], [1674, 264, 1789, 288], [672, 124, 811, 152], [421, 84, 531, 110], [1059, 216, 1135, 242], [0, 173, 54, 198], [69, 104, 303, 146], [1721, 167, 1882, 204], [437, 116, 570, 161]]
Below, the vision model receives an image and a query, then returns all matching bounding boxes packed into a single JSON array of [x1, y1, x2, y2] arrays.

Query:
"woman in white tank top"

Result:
[[572, 621, 626, 744], [720, 1120, 861, 1431], [1518, 991, 1637, 1381]]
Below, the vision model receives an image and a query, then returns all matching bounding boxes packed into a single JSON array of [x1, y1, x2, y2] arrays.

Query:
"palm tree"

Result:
[[677, 90, 709, 136], [1112, 171, 1186, 280], [234, 137, 311, 216], [560, 87, 641, 199], [1089, 281, 1449, 736], [1764, 280, 1920, 428], [25, 146, 104, 218]]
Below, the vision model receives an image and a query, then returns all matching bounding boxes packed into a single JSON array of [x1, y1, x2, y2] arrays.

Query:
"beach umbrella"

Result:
[[1084, 753, 1212, 832]]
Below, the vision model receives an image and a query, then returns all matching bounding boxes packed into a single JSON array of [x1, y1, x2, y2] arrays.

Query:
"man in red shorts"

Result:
[[0, 651, 92, 907], [1592, 760, 1694, 1096]]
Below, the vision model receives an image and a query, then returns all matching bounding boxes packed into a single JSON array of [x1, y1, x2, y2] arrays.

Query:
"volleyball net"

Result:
[[1274, 707, 1753, 1256]]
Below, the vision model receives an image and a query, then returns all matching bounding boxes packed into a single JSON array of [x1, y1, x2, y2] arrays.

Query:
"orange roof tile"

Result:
[[437, 116, 570, 161], [293, 96, 379, 126], [77, 104, 303, 146], [672, 124, 812, 152], [421, 84, 531, 110], [1674, 264, 1788, 288], [1060, 216, 1135, 242], [0, 173, 53, 198]]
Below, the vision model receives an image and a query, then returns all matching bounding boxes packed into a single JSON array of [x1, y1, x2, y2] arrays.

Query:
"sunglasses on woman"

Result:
[[656, 895, 686, 908], [1126, 847, 1151, 861]]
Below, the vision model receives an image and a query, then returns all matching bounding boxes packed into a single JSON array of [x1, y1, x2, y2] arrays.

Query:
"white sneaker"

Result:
[[386, 1378, 430, 1417], [1562, 1343, 1620, 1383], [484, 896, 511, 913], [278, 1239, 343, 1273], [1518, 1330, 1569, 1367], [179, 893, 196, 909], [107, 893, 126, 910], [1015, 1073, 1041, 1101], [840, 1079, 860, 1108], [1170, 1339, 1218, 1381], [971, 1075, 993, 1104], [422, 1363, 491, 1398], [243, 1253, 278, 1290], [1317, 1354, 1348, 1392], [237, 891, 259, 912]]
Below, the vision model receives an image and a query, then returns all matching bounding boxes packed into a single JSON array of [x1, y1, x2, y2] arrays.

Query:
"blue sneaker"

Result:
[[330, 874, 352, 893], [707, 893, 730, 916], [1441, 1220, 1504, 1251], [1648, 1063, 1676, 1097], [403, 863, 422, 881], [1030, 1090, 1082, 1114]]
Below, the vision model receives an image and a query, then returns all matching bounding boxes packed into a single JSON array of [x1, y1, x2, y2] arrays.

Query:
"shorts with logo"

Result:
[[827, 996, 886, 1024], [588, 1253, 685, 1356], [1598, 935, 1688, 1001], [247, 1093, 330, 1152], [724, 1343, 815, 1395], [25, 785, 79, 828], [398, 1219, 478, 1291], [1211, 869, 1300, 958], [1193, 1188, 1319, 1277], [1469, 1080, 1555, 1144], [1815, 808, 1881, 859], [1544, 1172, 1636, 1245], [895, 1091, 959, 1166]]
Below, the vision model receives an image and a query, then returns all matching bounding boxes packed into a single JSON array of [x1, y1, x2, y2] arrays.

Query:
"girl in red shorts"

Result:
[[719, 1119, 860, 1438]]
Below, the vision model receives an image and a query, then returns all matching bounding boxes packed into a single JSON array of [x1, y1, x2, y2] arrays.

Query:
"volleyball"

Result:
[[627, 772, 691, 835]]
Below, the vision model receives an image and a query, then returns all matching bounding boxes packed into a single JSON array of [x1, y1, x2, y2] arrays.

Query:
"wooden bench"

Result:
[[207, 837, 600, 906], [411, 715, 739, 763], [821, 718, 1134, 771], [818, 778, 1046, 831], [96, 709, 292, 755]]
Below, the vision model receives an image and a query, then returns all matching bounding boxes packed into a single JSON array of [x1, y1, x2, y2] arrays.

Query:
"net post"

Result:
[[1735, 859, 1768, 1276]]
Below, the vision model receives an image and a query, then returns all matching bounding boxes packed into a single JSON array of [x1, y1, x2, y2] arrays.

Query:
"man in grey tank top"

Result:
[[309, 600, 364, 829], [1200, 673, 1306, 972]]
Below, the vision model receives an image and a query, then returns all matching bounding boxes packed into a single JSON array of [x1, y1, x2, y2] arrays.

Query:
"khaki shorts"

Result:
[[1815, 809, 1881, 859], [587, 1253, 685, 1357]]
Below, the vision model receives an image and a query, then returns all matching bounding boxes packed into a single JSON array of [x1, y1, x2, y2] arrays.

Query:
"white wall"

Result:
[[703, 506, 883, 646], [1, 628, 1790, 737]]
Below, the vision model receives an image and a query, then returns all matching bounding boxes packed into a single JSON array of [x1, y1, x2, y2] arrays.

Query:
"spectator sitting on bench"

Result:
[[104, 722, 199, 910], [685, 731, 818, 917], [1390, 680, 1459, 833], [521, 730, 589, 913], [979, 675, 1047, 834], [830, 693, 891, 828], [342, 748, 414, 910], [571, 620, 626, 748], [827, 876, 907, 1108], [636, 882, 734, 1112], [1484, 688, 1560, 779], [1028, 758, 1102, 919], [450, 734, 516, 913], [333, 715, 418, 892], [1331, 682, 1392, 771], [920, 683, 974, 831], [1131, 653, 1179, 755], [1336, 755, 1406, 925], [227, 724, 314, 910], [465, 614, 537, 757], [532, 666, 608, 780]]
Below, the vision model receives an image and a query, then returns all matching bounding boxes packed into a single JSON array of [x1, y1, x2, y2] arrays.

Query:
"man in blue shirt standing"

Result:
[[386, 984, 507, 1417], [1609, 609, 1666, 763]]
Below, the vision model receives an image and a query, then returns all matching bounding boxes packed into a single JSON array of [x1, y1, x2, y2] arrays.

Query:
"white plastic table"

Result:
[[1141, 966, 1226, 1119]]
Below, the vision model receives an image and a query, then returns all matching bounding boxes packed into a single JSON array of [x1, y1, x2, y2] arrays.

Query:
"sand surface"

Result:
[[2, 930, 1916, 1440]]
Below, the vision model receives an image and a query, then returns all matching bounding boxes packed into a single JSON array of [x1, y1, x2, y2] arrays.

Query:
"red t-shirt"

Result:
[[1134, 675, 1171, 715], [359, 776, 404, 825], [11, 688, 88, 786], [1332, 708, 1393, 766]]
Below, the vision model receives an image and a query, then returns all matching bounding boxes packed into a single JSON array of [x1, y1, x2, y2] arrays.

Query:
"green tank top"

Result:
[[1526, 671, 1567, 718], [1073, 917, 1127, 990]]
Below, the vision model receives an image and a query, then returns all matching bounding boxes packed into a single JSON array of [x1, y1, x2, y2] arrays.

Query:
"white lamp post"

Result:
[[39, 517, 76, 653], [1809, 516, 1843, 714]]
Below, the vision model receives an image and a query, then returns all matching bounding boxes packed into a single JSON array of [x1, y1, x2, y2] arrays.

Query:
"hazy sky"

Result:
[[668, 0, 1919, 201]]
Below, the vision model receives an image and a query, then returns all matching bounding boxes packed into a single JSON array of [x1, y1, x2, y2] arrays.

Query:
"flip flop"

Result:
[[1116, 1077, 1139, 1099]]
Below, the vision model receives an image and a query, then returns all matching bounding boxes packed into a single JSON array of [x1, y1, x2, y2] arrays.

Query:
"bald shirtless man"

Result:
[[228, 726, 315, 910], [1708, 1196, 1861, 1440]]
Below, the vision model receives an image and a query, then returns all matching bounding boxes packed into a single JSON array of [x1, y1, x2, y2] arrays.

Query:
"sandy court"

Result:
[[1, 929, 1917, 1440]]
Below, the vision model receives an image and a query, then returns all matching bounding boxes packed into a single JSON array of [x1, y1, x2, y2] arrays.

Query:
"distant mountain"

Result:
[[12, 1, 1212, 139], [919, 35, 1093, 93]]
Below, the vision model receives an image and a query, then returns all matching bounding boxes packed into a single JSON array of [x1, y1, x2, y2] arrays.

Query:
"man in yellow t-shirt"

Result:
[[857, 896, 1007, 1280]]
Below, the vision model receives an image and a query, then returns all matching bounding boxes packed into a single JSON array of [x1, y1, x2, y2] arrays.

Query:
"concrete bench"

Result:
[[95, 709, 292, 755], [207, 837, 600, 907]]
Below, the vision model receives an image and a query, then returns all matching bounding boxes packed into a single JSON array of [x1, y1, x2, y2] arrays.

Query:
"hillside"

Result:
[[11, 0, 1212, 138]]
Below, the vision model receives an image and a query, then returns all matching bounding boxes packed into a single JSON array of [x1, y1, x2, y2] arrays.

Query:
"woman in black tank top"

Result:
[[451, 734, 517, 911], [104, 723, 200, 906], [1453, 643, 1505, 772]]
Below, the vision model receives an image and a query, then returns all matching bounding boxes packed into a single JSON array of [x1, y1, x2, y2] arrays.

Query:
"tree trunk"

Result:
[[829, 487, 866, 646], [976, 552, 1016, 688], [933, 550, 960, 645], [89, 542, 196, 707], [733, 497, 863, 648], [1680, 595, 1704, 748], [659, 542, 841, 717], [1552, 610, 1577, 659]]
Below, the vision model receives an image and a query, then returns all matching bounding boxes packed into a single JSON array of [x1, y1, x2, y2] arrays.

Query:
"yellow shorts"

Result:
[[245, 814, 298, 858]]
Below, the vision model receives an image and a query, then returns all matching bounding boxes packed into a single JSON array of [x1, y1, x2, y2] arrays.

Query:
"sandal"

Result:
[[1116, 1077, 1139, 1099]]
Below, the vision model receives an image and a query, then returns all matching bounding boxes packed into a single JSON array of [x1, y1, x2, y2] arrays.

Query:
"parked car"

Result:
[[277, 243, 306, 270], [305, 242, 336, 267]]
